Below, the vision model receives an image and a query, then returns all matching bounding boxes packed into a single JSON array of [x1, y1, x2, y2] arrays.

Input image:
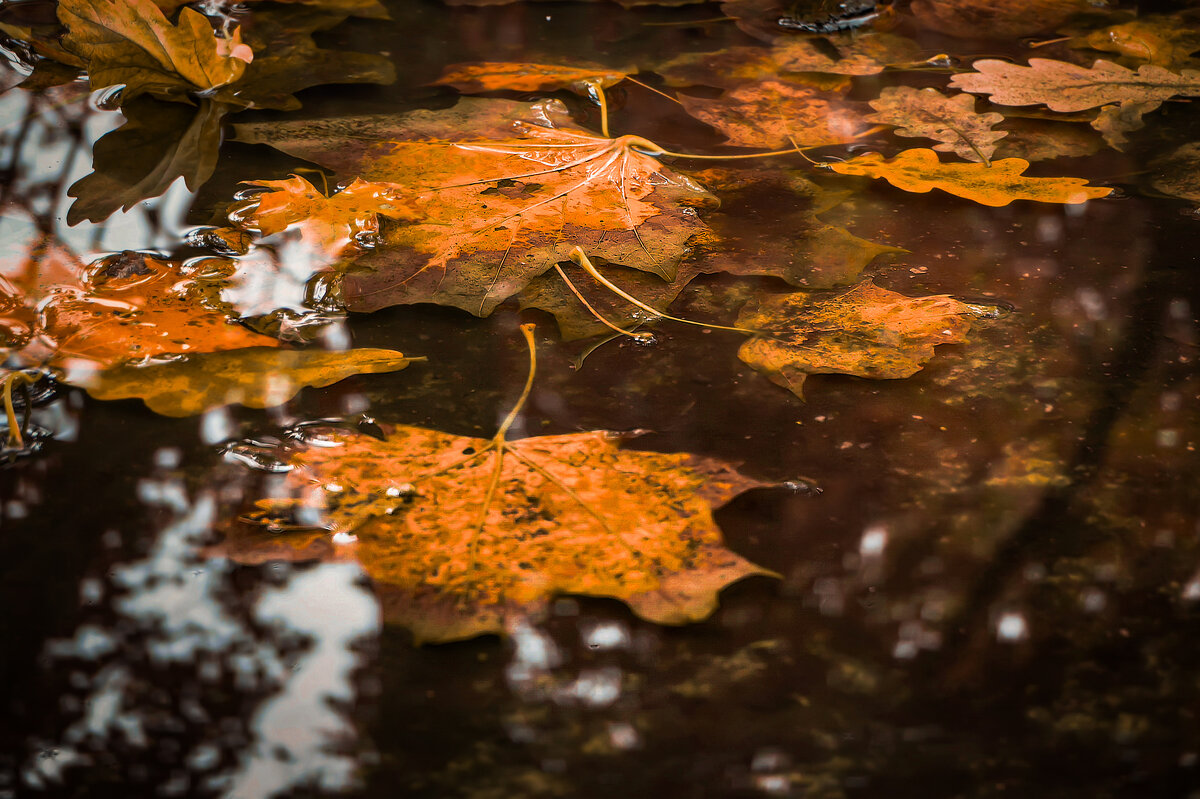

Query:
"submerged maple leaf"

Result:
[[235, 98, 715, 316], [866, 87, 1007, 164], [58, 0, 253, 100], [827, 148, 1112, 206], [434, 61, 629, 94], [950, 58, 1200, 149], [736, 280, 980, 398], [220, 326, 774, 642], [679, 80, 867, 149]]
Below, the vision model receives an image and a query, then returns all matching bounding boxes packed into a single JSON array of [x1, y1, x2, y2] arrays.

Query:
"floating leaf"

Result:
[[679, 80, 867, 149], [235, 98, 715, 316], [235, 175, 415, 260], [82, 347, 414, 416], [950, 58, 1200, 149], [58, 0, 253, 101], [1077, 17, 1200, 69], [1150, 141, 1200, 203], [220, 422, 774, 642], [736, 280, 977, 398], [992, 118, 1102, 162], [910, 0, 1093, 38], [866, 86, 1007, 163], [66, 96, 227, 225], [434, 61, 629, 93], [827, 148, 1112, 207]]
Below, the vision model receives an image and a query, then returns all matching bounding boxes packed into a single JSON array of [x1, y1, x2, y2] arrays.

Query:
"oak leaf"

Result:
[[82, 347, 415, 416], [434, 61, 629, 94], [58, 0, 253, 101], [235, 98, 715, 316], [679, 80, 867, 149], [827, 148, 1112, 207], [235, 175, 415, 260], [220, 423, 775, 643], [736, 279, 978, 398], [949, 58, 1200, 149], [866, 86, 1007, 163], [1078, 17, 1200, 69]]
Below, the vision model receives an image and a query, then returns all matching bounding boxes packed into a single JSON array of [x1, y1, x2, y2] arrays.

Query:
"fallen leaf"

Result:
[[66, 96, 227, 225], [434, 61, 629, 94], [736, 279, 977, 397], [678, 80, 868, 149], [1077, 17, 1200, 69], [827, 148, 1112, 206], [235, 97, 715, 316], [220, 423, 774, 642], [82, 347, 414, 415], [234, 175, 415, 260], [1150, 141, 1200, 203], [950, 58, 1200, 149], [58, 0, 253, 101], [910, 0, 1093, 38], [866, 86, 1007, 163], [657, 47, 850, 92], [991, 118, 1102, 162]]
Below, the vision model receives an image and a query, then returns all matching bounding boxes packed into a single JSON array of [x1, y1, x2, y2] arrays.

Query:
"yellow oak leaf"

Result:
[[827, 148, 1111, 206]]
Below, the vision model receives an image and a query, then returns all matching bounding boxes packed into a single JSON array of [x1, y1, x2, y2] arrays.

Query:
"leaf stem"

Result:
[[552, 263, 654, 342], [585, 80, 612, 139], [2, 370, 39, 449], [495, 323, 538, 441]]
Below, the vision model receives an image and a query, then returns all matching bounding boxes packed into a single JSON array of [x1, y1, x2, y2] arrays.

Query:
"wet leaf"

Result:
[[220, 423, 775, 642], [156, 0, 388, 14], [58, 0, 253, 101], [866, 87, 1007, 163], [235, 175, 416, 260], [235, 98, 715, 316], [678, 80, 867, 149], [1149, 141, 1200, 203], [66, 96, 227, 225], [1077, 17, 1200, 69], [434, 61, 629, 94], [910, 0, 1093, 38], [992, 118, 1103, 162], [82, 347, 414, 416], [827, 148, 1112, 207], [950, 58, 1200, 149], [736, 279, 977, 398]]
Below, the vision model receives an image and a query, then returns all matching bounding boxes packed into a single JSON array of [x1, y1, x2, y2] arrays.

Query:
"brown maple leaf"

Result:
[[235, 97, 716, 316], [949, 58, 1200, 149], [866, 86, 1007, 164], [827, 148, 1112, 207], [736, 279, 981, 398], [219, 325, 774, 642]]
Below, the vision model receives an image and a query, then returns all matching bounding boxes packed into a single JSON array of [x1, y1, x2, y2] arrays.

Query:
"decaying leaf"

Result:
[[234, 175, 415, 260], [82, 347, 414, 416], [866, 86, 1007, 163], [910, 0, 1093, 38], [220, 422, 774, 642], [679, 80, 867, 149], [434, 61, 629, 94], [66, 97, 227, 225], [736, 279, 978, 397], [827, 148, 1112, 207], [1150, 141, 1200, 203], [991, 118, 1103, 162], [950, 58, 1200, 149], [58, 0, 253, 100], [1076, 17, 1200, 69], [235, 98, 715, 316]]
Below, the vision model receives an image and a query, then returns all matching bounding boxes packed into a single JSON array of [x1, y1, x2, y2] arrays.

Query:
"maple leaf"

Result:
[[58, 0, 253, 101], [827, 148, 1112, 207], [235, 175, 415, 260], [221, 375, 771, 642], [736, 279, 979, 398], [83, 347, 416, 416], [235, 97, 715, 316], [949, 58, 1200, 149], [910, 0, 1093, 38], [679, 80, 868, 149], [866, 87, 1007, 164], [434, 61, 630, 94]]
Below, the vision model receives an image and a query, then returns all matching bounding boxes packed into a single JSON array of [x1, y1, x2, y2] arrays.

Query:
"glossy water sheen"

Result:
[[2, 2, 1200, 798]]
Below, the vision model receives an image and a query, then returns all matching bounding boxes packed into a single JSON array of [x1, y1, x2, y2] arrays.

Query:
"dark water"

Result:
[[3, 1, 1200, 797]]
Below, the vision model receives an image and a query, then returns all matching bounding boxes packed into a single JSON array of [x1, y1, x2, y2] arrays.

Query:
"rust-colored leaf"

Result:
[[235, 175, 415, 260], [58, 0, 253, 100], [736, 279, 978, 398], [219, 423, 775, 643], [866, 86, 1007, 163], [950, 58, 1200, 149], [1078, 17, 1200, 69], [679, 80, 868, 149], [910, 0, 1093, 38], [235, 97, 715, 316], [827, 148, 1112, 207], [434, 61, 629, 94]]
